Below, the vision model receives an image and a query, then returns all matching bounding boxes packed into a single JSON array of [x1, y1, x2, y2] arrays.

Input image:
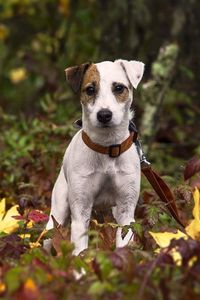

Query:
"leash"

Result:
[[135, 138, 185, 228], [73, 119, 185, 228]]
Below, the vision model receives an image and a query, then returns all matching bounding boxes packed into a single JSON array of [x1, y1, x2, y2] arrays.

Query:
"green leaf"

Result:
[[146, 205, 160, 226], [121, 225, 129, 240], [130, 222, 143, 239], [88, 281, 114, 296], [5, 267, 22, 293], [95, 253, 113, 280]]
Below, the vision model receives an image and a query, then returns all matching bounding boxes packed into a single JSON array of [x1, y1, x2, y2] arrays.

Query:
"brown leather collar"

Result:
[[82, 130, 138, 158]]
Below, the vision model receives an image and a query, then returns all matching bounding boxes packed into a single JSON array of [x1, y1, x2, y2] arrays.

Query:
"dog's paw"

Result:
[[43, 238, 52, 253], [73, 268, 86, 280]]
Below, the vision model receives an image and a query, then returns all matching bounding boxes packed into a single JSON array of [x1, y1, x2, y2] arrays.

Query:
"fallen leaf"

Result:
[[149, 230, 187, 248], [185, 188, 200, 240], [149, 189, 200, 266], [169, 238, 200, 268], [51, 215, 70, 255], [110, 247, 135, 281], [150, 188, 200, 247], [184, 157, 200, 180], [0, 199, 20, 234], [90, 219, 116, 250], [0, 199, 6, 221]]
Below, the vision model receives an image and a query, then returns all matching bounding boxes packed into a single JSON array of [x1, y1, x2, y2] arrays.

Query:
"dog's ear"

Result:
[[65, 62, 91, 93], [115, 59, 145, 89]]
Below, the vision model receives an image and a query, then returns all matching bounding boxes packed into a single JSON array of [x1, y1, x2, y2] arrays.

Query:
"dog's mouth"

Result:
[[96, 122, 112, 128]]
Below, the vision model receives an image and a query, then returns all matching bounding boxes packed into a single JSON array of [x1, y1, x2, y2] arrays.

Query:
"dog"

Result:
[[44, 59, 145, 255]]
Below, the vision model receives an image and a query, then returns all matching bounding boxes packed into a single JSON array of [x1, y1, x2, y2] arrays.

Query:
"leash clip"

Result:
[[135, 139, 151, 168]]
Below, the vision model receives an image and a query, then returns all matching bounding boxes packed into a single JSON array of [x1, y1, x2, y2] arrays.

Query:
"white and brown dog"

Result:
[[44, 60, 145, 255]]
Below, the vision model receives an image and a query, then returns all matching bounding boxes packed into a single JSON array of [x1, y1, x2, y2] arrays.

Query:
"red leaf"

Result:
[[184, 156, 200, 180], [51, 215, 70, 255], [28, 210, 49, 223], [110, 247, 135, 280], [92, 258, 102, 281], [143, 191, 154, 204], [15, 278, 40, 300], [12, 215, 24, 220], [0, 234, 27, 259]]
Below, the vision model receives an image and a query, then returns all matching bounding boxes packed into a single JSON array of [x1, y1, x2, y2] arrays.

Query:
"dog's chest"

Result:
[[91, 156, 135, 206], [94, 174, 117, 207], [97, 157, 118, 175]]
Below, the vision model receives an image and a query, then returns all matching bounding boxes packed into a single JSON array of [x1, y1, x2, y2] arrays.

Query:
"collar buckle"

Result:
[[109, 144, 121, 158]]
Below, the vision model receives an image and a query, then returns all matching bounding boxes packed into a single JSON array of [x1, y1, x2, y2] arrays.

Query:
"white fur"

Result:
[[44, 60, 144, 255]]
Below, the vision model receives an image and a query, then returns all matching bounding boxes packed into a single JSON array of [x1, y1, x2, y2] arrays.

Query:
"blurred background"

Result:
[[0, 0, 199, 204]]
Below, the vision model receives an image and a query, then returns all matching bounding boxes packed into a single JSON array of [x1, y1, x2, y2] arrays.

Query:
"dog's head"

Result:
[[65, 60, 144, 128]]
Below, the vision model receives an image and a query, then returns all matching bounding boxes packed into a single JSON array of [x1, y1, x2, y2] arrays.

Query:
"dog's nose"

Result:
[[97, 109, 112, 124]]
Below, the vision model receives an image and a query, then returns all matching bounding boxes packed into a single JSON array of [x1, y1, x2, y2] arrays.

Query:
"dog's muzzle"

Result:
[[97, 109, 112, 124]]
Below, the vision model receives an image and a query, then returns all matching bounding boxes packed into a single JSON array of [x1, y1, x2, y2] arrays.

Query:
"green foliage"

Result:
[[5, 267, 22, 293], [0, 0, 101, 113]]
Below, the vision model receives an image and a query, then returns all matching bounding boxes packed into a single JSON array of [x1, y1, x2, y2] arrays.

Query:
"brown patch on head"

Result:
[[65, 62, 91, 93], [80, 64, 100, 105], [112, 82, 129, 103]]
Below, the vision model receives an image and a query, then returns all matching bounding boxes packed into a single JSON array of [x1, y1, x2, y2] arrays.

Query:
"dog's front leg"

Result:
[[69, 189, 93, 256], [113, 176, 140, 248], [44, 166, 69, 252], [113, 206, 135, 247], [113, 203, 136, 248], [71, 217, 90, 256]]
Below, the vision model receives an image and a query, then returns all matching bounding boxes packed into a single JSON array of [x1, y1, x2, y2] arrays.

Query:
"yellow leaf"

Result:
[[149, 189, 200, 266], [0, 198, 6, 222], [9, 67, 27, 84], [0, 24, 9, 41], [24, 278, 37, 292], [19, 233, 31, 239], [185, 188, 200, 240], [29, 228, 48, 248], [154, 243, 183, 265], [149, 230, 187, 248], [29, 241, 41, 248], [188, 255, 198, 267], [58, 0, 70, 16], [27, 220, 33, 228], [0, 281, 6, 293], [192, 188, 200, 220], [171, 248, 182, 266], [0, 204, 20, 234], [149, 231, 185, 266], [185, 219, 200, 240]]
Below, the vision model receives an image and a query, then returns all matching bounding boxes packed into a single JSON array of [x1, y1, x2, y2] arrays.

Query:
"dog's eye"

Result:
[[114, 84, 125, 94], [85, 86, 95, 96]]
